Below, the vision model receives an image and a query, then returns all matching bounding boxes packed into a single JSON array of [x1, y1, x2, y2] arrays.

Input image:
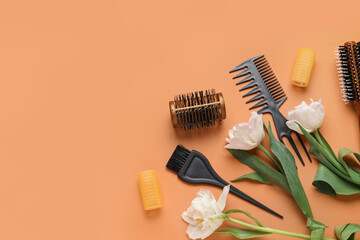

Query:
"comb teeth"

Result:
[[335, 42, 360, 103], [254, 56, 286, 102], [230, 55, 287, 111], [166, 145, 190, 174]]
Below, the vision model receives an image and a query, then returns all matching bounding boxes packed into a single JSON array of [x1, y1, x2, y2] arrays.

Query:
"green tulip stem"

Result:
[[258, 144, 284, 173], [313, 130, 326, 150], [226, 217, 335, 240], [312, 130, 346, 174]]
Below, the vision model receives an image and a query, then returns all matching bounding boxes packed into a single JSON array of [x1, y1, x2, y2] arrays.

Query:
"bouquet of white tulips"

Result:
[[226, 111, 329, 239], [181, 98, 360, 240]]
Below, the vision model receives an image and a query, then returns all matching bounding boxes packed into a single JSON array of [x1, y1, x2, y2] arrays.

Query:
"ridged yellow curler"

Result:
[[138, 170, 162, 210], [291, 48, 316, 87]]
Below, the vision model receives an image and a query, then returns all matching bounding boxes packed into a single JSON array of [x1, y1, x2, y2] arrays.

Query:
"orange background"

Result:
[[0, 0, 359, 239]]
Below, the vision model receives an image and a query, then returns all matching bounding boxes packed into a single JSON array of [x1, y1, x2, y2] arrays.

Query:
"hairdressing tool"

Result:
[[336, 41, 360, 130], [138, 170, 162, 210], [166, 145, 283, 218], [229, 55, 311, 166], [336, 41, 360, 104], [292, 48, 316, 87], [169, 89, 226, 130]]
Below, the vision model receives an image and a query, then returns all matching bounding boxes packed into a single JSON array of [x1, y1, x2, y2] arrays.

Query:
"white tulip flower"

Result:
[[182, 185, 230, 240], [225, 112, 265, 150], [286, 99, 325, 134]]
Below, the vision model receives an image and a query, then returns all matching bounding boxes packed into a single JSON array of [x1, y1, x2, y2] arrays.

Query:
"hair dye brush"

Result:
[[166, 145, 282, 218], [335, 41, 360, 125], [229, 55, 311, 166]]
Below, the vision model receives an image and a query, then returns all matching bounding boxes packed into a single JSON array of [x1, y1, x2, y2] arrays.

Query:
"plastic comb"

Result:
[[229, 55, 311, 166]]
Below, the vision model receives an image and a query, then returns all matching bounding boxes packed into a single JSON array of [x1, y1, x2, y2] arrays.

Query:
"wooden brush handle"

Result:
[[356, 102, 360, 132]]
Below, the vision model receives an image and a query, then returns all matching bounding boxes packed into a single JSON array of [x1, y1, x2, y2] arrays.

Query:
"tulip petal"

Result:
[[224, 112, 265, 150], [310, 101, 325, 128], [201, 218, 224, 239], [186, 223, 205, 240], [286, 99, 325, 133], [249, 112, 265, 144], [182, 186, 228, 240], [225, 136, 257, 150], [182, 210, 199, 225], [233, 123, 251, 137], [286, 120, 303, 134], [217, 185, 230, 211], [228, 129, 234, 139], [286, 120, 313, 134]]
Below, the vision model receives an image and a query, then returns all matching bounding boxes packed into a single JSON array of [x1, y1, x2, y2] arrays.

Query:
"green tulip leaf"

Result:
[[217, 228, 271, 239], [306, 216, 327, 239], [266, 123, 313, 219], [310, 228, 325, 240], [353, 153, 360, 164], [338, 148, 360, 184], [231, 172, 270, 184], [317, 130, 338, 161], [227, 149, 290, 192], [224, 209, 264, 227], [297, 124, 346, 174], [307, 218, 328, 230], [313, 163, 360, 196], [310, 146, 360, 196], [335, 223, 360, 240], [310, 145, 351, 182]]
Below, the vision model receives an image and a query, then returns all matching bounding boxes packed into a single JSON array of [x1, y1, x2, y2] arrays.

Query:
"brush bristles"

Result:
[[253, 56, 286, 102], [172, 89, 224, 130], [166, 145, 190, 174], [335, 42, 360, 103]]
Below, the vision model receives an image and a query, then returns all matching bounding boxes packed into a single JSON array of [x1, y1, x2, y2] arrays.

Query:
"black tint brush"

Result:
[[166, 145, 283, 218]]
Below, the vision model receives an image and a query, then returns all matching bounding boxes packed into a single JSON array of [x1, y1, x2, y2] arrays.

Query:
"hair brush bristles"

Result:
[[169, 89, 226, 130], [335, 41, 360, 103], [166, 145, 190, 173]]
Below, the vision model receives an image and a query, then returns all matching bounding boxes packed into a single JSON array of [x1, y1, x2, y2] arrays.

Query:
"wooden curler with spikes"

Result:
[[335, 41, 360, 128], [169, 89, 226, 130]]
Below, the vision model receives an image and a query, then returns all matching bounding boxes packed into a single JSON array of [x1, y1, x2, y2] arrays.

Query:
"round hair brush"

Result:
[[336, 41, 360, 104], [169, 89, 226, 130], [335, 41, 360, 129]]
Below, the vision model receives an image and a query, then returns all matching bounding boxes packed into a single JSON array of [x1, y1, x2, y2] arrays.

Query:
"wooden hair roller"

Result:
[[169, 89, 226, 130]]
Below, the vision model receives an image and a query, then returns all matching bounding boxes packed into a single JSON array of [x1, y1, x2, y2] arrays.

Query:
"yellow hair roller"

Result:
[[138, 170, 162, 210], [291, 48, 316, 87]]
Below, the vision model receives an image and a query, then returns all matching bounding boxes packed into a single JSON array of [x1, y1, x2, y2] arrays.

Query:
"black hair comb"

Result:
[[229, 55, 311, 166], [166, 145, 282, 218]]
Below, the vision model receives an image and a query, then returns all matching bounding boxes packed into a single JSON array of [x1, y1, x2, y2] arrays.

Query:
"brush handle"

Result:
[[178, 150, 283, 218], [355, 102, 360, 135], [228, 185, 283, 218]]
